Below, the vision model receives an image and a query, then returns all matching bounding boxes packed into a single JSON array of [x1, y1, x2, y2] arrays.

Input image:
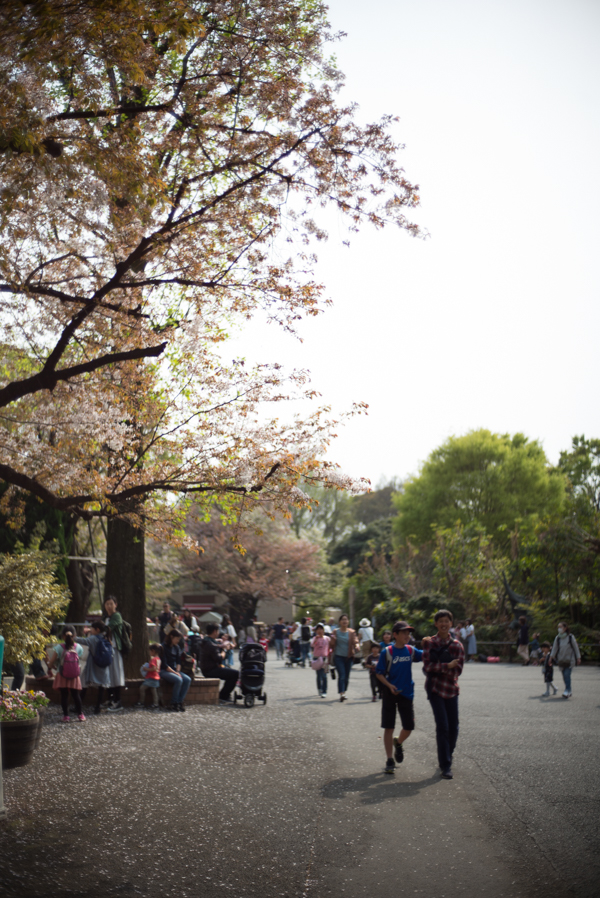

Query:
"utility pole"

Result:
[[348, 585, 355, 629]]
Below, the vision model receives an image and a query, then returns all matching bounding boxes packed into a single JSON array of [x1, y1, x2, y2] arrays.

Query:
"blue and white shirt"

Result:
[[375, 644, 423, 700]]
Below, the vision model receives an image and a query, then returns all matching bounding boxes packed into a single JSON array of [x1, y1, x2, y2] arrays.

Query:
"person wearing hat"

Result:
[[358, 618, 374, 663], [375, 621, 426, 774]]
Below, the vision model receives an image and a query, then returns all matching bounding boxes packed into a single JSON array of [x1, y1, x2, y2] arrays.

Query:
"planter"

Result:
[[1, 714, 39, 770]]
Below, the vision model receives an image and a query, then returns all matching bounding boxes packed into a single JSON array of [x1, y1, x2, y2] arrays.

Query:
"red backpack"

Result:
[[60, 644, 81, 679]]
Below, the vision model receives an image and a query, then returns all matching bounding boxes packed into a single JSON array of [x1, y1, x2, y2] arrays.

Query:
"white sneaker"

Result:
[[562, 690, 570, 698]]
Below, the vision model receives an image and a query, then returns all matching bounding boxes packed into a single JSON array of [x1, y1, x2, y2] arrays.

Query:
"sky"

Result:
[[230, 0, 600, 487]]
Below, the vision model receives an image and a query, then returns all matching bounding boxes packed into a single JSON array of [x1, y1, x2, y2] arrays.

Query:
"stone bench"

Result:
[[26, 676, 220, 707]]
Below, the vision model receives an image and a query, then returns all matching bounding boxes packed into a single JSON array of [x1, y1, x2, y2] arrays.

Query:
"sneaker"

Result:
[[77, 713, 86, 722], [393, 737, 404, 764], [168, 704, 179, 711], [441, 768, 453, 779], [385, 758, 396, 775], [562, 690, 570, 698], [107, 701, 124, 711], [177, 703, 186, 712], [134, 702, 144, 708], [61, 715, 71, 723], [320, 693, 326, 698]]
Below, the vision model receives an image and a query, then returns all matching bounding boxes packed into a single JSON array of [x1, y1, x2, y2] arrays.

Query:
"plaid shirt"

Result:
[[422, 635, 464, 699]]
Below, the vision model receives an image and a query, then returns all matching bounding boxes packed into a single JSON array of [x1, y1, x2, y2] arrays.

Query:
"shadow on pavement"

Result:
[[321, 772, 440, 805]]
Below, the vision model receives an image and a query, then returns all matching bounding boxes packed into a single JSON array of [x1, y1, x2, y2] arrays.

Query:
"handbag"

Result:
[[311, 656, 324, 670]]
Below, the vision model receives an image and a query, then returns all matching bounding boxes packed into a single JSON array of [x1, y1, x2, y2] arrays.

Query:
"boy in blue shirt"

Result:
[[376, 620, 425, 774]]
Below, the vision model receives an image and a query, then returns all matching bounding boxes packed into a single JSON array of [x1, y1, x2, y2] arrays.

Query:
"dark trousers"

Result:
[[428, 692, 459, 771], [10, 662, 25, 691], [204, 666, 238, 700], [60, 687, 82, 717], [334, 655, 353, 693], [369, 670, 382, 697]]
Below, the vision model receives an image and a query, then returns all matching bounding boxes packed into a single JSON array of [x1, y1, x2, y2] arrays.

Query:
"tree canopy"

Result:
[[393, 430, 565, 547], [0, 0, 419, 535]]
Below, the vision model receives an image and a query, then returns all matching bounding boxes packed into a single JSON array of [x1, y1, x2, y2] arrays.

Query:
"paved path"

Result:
[[1, 657, 598, 898]]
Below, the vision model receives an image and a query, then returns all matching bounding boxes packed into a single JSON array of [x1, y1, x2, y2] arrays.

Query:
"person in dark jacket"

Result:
[[516, 616, 530, 665], [200, 623, 238, 703], [160, 630, 191, 711]]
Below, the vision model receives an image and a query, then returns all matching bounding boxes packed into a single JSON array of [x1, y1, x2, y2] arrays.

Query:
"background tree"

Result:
[[393, 430, 565, 547]]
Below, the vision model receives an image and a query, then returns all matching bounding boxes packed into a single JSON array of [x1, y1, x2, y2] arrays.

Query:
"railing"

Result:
[[474, 641, 600, 663]]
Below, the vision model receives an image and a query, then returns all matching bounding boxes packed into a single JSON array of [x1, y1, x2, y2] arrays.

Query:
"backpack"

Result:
[[301, 625, 311, 642], [60, 644, 81, 679], [92, 636, 114, 669], [119, 620, 133, 656], [554, 634, 575, 670], [385, 643, 413, 675]]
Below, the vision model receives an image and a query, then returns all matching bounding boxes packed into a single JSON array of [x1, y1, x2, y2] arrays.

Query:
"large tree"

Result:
[[0, 0, 419, 531], [393, 430, 566, 547]]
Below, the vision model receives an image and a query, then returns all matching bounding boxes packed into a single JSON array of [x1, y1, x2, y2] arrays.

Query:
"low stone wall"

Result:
[[26, 676, 220, 707]]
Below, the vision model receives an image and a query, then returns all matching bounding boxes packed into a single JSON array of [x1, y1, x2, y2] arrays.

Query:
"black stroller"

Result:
[[234, 643, 267, 708]]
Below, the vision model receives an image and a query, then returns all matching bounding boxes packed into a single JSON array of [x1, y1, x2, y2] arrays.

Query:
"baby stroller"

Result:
[[285, 640, 303, 668], [234, 643, 267, 708]]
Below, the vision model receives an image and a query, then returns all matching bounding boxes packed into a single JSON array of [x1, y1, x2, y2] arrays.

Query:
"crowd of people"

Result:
[[7, 600, 582, 783]]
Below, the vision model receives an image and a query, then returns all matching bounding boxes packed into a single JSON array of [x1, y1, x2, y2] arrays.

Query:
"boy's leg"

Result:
[[393, 697, 415, 762], [383, 728, 395, 758], [428, 691, 452, 772], [445, 696, 459, 761], [381, 690, 397, 771]]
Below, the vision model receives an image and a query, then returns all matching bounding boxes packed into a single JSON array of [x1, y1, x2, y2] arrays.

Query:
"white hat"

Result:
[[359, 618, 371, 627]]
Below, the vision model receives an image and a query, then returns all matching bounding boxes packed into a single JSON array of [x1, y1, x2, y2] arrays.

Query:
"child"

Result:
[[259, 635, 270, 656], [379, 631, 392, 650], [376, 621, 424, 774], [541, 641, 558, 696], [47, 626, 85, 722], [365, 643, 382, 701], [137, 643, 162, 709], [311, 623, 330, 697]]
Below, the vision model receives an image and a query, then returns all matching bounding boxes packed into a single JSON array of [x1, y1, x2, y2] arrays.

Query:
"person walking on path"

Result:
[[516, 616, 530, 665], [422, 609, 464, 780], [136, 643, 162, 709], [76, 620, 112, 714], [299, 618, 312, 667], [104, 596, 130, 711], [272, 617, 286, 660], [375, 621, 425, 774], [328, 614, 359, 702], [540, 642, 558, 696], [551, 622, 581, 698], [462, 619, 477, 661], [365, 643, 382, 702], [160, 630, 192, 711], [47, 626, 85, 722], [311, 624, 330, 697], [358, 618, 374, 663]]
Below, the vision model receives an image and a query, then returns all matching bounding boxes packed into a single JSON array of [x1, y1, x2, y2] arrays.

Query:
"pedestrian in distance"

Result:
[[311, 623, 330, 697], [160, 630, 192, 711], [272, 617, 287, 660], [104, 596, 130, 711], [299, 617, 312, 667], [76, 620, 112, 714], [540, 642, 558, 696], [551, 622, 581, 698], [47, 626, 85, 722], [365, 643, 382, 701], [379, 630, 392, 650], [422, 609, 464, 780], [516, 616, 530, 665], [358, 618, 374, 663], [375, 621, 426, 774], [328, 614, 359, 702], [462, 619, 477, 661]]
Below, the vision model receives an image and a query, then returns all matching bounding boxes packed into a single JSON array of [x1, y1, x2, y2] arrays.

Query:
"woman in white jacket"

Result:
[[551, 622, 581, 698]]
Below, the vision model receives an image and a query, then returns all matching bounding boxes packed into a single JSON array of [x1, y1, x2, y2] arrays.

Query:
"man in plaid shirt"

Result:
[[422, 609, 465, 780]]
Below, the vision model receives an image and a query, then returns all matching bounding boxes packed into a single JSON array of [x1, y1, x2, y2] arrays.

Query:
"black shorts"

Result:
[[381, 690, 415, 731]]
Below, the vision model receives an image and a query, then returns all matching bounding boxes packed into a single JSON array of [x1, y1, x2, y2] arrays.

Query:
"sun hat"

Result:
[[359, 618, 371, 627]]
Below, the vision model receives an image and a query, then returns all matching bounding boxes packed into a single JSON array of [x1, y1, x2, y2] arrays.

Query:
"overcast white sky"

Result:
[[231, 0, 600, 486]]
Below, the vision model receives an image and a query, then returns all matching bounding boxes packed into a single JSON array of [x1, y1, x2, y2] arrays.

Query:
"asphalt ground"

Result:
[[1, 657, 598, 898]]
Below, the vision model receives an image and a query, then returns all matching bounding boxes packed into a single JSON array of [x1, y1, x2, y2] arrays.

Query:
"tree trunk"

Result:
[[65, 531, 93, 623], [104, 517, 148, 679]]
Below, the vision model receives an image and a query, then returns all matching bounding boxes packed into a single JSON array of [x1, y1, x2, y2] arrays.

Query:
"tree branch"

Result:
[[0, 342, 167, 408]]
